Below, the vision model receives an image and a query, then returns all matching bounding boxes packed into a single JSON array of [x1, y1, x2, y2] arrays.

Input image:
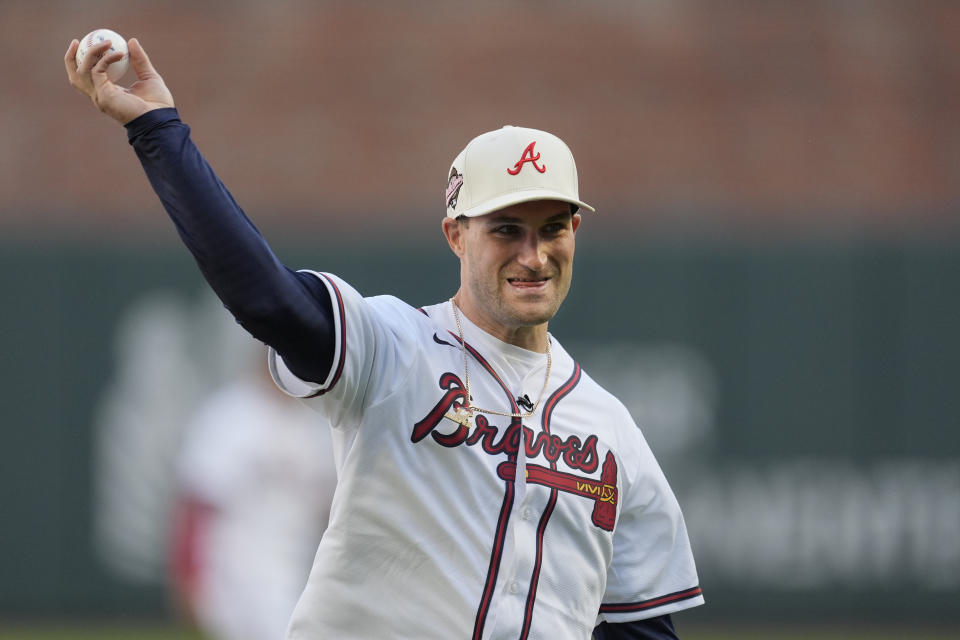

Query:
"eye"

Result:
[[492, 224, 521, 236], [541, 223, 567, 235]]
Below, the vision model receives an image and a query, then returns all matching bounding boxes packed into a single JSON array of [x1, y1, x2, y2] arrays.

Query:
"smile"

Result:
[[507, 277, 550, 290]]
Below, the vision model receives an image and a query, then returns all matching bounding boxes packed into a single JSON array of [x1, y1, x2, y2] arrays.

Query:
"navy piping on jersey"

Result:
[[600, 586, 703, 614], [455, 333, 518, 409], [519, 362, 582, 639], [453, 336, 522, 640], [303, 273, 346, 398], [474, 477, 516, 640]]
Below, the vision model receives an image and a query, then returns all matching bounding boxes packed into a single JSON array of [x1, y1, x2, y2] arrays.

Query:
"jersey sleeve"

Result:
[[598, 422, 704, 624], [268, 272, 421, 429]]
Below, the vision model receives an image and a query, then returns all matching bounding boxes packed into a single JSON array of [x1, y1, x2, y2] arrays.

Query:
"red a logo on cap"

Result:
[[507, 141, 546, 175]]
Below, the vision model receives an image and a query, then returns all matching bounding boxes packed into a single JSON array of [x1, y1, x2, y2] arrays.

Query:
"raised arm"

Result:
[[65, 36, 334, 384]]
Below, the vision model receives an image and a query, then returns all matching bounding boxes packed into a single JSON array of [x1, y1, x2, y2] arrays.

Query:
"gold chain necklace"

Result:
[[445, 299, 552, 428]]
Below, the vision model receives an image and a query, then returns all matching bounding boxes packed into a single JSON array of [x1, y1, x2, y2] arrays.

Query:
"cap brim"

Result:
[[449, 189, 596, 218]]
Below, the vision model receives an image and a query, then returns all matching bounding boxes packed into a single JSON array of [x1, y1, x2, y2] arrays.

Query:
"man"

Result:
[[66, 35, 703, 640], [171, 340, 337, 640]]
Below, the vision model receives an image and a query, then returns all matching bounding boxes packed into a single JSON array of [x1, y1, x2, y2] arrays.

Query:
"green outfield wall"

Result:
[[1, 238, 957, 623]]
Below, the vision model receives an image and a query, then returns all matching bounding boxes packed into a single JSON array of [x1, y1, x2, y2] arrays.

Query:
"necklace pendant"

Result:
[[444, 406, 475, 430], [448, 299, 551, 425]]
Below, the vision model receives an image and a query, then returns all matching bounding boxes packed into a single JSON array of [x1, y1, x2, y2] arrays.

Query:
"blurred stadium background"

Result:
[[1, 0, 958, 638]]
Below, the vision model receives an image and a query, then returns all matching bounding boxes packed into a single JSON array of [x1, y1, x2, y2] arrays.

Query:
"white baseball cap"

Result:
[[445, 125, 595, 218]]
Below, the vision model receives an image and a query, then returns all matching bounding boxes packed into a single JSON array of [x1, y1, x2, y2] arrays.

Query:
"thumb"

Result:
[[128, 38, 159, 79]]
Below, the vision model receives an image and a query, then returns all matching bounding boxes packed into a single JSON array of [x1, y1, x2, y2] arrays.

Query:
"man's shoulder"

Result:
[[575, 366, 634, 422], [360, 295, 448, 344], [364, 293, 415, 312], [364, 295, 441, 323], [299, 272, 432, 323], [552, 341, 635, 425]]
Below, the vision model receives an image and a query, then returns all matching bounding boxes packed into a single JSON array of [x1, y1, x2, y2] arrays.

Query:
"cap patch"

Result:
[[446, 168, 464, 209], [507, 141, 546, 175]]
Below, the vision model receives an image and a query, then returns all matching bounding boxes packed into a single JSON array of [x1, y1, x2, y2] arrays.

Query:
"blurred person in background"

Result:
[[170, 354, 337, 640]]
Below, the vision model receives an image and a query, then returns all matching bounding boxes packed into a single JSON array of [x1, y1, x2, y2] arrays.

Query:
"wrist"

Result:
[[126, 107, 181, 144]]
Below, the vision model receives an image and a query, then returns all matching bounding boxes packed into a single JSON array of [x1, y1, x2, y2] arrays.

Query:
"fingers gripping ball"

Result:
[[77, 28, 129, 83]]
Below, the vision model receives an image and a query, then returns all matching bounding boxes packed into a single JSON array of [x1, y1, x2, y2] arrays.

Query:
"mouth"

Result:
[[507, 276, 551, 292]]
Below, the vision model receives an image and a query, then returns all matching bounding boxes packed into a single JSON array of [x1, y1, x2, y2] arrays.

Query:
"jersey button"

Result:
[[509, 581, 521, 594], [522, 508, 533, 520]]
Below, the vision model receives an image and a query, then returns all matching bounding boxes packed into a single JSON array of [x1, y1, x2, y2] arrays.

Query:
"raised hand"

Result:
[[65, 37, 175, 125]]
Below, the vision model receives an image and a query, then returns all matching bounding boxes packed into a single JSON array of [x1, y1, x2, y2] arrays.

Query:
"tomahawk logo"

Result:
[[507, 141, 546, 175], [496, 455, 618, 531]]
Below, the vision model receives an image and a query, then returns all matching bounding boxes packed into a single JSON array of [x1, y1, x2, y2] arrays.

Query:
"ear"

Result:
[[442, 217, 466, 258], [571, 213, 582, 233]]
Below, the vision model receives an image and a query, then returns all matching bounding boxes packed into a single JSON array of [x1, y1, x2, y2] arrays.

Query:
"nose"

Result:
[[516, 231, 547, 271]]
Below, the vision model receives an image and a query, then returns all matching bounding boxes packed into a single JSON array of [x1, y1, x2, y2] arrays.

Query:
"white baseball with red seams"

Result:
[[268, 274, 704, 639], [76, 28, 129, 83]]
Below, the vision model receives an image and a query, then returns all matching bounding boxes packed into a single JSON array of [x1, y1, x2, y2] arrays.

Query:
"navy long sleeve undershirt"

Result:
[[125, 108, 334, 383], [593, 615, 679, 640]]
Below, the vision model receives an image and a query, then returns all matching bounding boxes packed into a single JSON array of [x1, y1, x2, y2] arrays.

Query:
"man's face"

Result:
[[444, 199, 581, 341]]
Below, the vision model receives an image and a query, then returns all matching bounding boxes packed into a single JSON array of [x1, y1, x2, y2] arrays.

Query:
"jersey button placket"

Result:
[[508, 505, 536, 598], [488, 482, 537, 638]]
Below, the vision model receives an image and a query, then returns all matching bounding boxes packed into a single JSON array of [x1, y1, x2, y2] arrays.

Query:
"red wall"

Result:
[[4, 1, 959, 238]]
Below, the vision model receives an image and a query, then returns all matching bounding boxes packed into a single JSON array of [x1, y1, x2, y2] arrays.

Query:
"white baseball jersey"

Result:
[[270, 272, 703, 640], [177, 378, 337, 640]]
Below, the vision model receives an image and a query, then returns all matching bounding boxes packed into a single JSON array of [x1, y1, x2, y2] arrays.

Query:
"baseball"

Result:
[[76, 28, 129, 83]]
